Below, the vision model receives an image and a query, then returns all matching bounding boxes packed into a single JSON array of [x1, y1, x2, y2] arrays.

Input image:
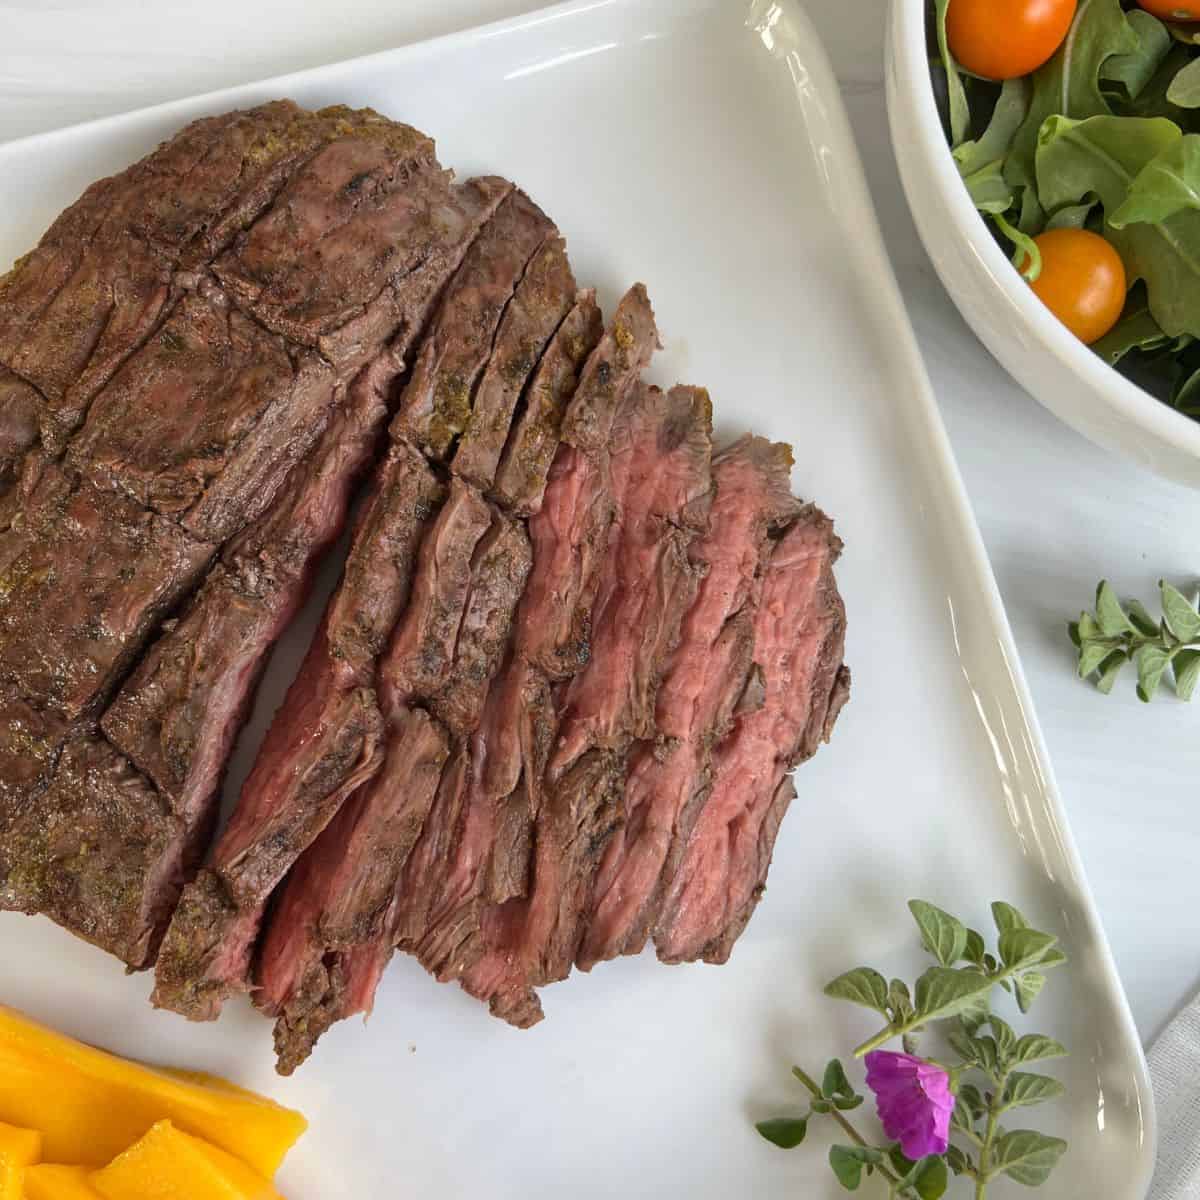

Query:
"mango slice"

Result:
[[0, 1006, 305, 1174], [91, 1121, 283, 1200], [24, 1165, 104, 1200], [0, 1116, 42, 1200]]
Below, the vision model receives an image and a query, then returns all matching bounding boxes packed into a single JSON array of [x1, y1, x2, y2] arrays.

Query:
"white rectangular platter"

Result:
[[0, 1, 1154, 1196]]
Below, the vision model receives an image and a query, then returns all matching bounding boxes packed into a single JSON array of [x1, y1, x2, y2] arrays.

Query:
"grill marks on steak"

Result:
[[577, 437, 801, 970], [492, 290, 602, 516], [67, 285, 337, 544], [392, 190, 556, 459], [0, 464, 216, 720], [654, 510, 849, 965], [452, 237, 577, 491], [0, 102, 405, 452], [151, 445, 444, 1019]]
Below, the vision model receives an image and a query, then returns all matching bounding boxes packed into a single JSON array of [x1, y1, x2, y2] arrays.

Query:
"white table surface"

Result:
[[2, 0, 1197, 1050]]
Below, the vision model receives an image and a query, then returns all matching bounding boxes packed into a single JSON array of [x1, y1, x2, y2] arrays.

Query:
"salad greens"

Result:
[[932, 0, 1200, 417]]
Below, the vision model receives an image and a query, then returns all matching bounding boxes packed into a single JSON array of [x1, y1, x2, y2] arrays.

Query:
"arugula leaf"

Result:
[[954, 77, 1031, 177], [1037, 114, 1200, 339], [1168, 56, 1200, 108], [1006, 0, 1140, 230], [932, 0, 970, 147], [1110, 134, 1200, 226], [1091, 291, 1170, 363], [1102, 9, 1172, 102]]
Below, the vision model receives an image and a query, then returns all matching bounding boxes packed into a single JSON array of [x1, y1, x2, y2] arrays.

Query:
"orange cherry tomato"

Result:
[[946, 0, 1078, 81], [1137, 0, 1200, 19], [1021, 230, 1126, 345]]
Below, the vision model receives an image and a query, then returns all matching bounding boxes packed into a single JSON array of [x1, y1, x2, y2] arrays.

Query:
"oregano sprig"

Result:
[[754, 900, 1068, 1198], [1070, 580, 1200, 700]]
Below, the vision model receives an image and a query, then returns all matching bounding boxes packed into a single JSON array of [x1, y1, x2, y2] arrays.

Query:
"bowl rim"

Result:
[[892, 0, 1200, 463]]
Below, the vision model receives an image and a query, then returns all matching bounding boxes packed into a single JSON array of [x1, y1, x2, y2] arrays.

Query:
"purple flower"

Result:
[[864, 1050, 954, 1160]]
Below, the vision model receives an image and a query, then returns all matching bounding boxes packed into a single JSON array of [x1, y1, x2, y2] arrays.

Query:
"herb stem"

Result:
[[974, 1070, 1010, 1200], [791, 1065, 903, 1187]]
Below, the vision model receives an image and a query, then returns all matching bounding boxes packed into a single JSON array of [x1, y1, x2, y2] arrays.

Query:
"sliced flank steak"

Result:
[[577, 437, 801, 970], [255, 489, 531, 1071], [461, 379, 713, 1028], [654, 509, 850, 965], [151, 443, 445, 1019]]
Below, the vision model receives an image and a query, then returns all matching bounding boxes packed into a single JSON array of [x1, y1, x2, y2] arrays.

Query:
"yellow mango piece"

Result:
[[24, 1165, 105, 1200], [0, 1117, 42, 1200], [0, 1006, 306, 1175], [91, 1121, 283, 1200]]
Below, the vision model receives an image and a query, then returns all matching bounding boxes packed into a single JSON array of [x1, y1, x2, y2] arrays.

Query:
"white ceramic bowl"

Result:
[[886, 0, 1200, 488]]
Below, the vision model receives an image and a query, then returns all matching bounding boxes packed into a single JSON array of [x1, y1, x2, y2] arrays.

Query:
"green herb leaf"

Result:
[[945, 1144, 972, 1176], [825, 967, 890, 1015], [911, 1154, 949, 1200], [958, 1082, 987, 1119], [1016, 971, 1048, 1014], [1161, 580, 1200, 639], [989, 1015, 1018, 1060], [1096, 650, 1129, 694], [948, 1029, 979, 1065], [951, 1094, 978, 1134], [1078, 637, 1119, 677], [1096, 580, 1137, 635], [829, 1145, 877, 1191], [992, 901, 1030, 934], [932, 0, 970, 147], [811, 1098, 832, 1114], [756, 1116, 808, 1149], [822, 1059, 857, 1103], [1102, 9, 1172, 101], [913, 967, 993, 1023], [1036, 947, 1068, 971], [990, 1129, 1069, 1186], [1007, 0, 1140, 230], [1128, 596, 1163, 636], [1136, 642, 1172, 701], [1003, 1071, 1067, 1111], [999, 928, 1058, 971], [1012, 1033, 1069, 1065], [958, 990, 991, 1033], [962, 928, 986, 965], [974, 1034, 1001, 1080], [909, 900, 969, 967], [1168, 55, 1200, 107], [1174, 647, 1200, 700], [889, 978, 916, 1025]]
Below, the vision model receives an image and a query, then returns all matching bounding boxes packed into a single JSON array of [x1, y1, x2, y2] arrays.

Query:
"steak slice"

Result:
[[492, 290, 602, 516], [513, 285, 659, 679], [451, 237, 577, 491], [152, 444, 444, 1019], [0, 102, 406, 450], [101, 350, 390, 832], [0, 733, 185, 969], [577, 437, 801, 969], [67, 284, 336, 544], [254, 491, 532, 1070], [391, 190, 556, 458], [378, 479, 494, 712], [460, 379, 713, 1026], [0, 464, 215, 720], [256, 706, 450, 1074], [548, 383, 713, 775], [654, 510, 850, 964]]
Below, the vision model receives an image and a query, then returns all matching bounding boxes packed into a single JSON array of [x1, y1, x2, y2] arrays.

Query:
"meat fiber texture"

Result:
[[0, 99, 513, 969], [0, 101, 852, 1065]]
